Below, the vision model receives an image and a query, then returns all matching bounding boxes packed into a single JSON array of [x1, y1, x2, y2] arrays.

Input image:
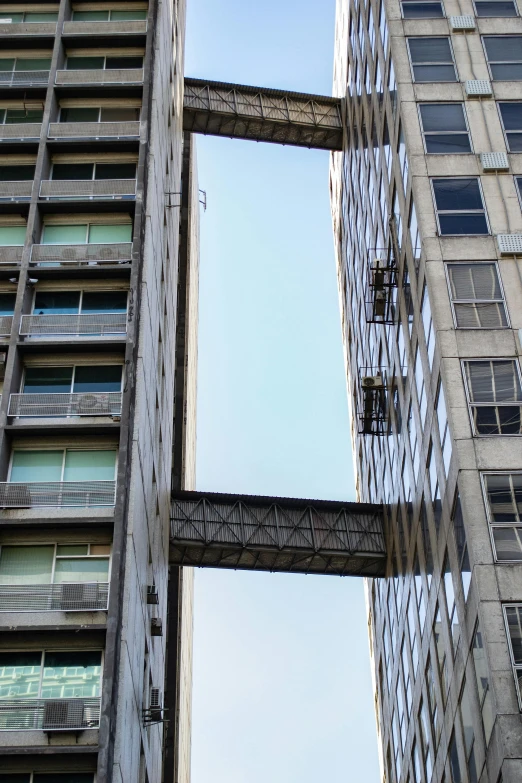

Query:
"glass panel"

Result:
[[484, 35, 522, 61], [41, 651, 102, 698], [0, 774, 32, 783], [54, 557, 109, 583], [492, 63, 522, 79], [42, 224, 88, 244], [80, 291, 127, 312], [110, 9, 147, 19], [449, 263, 502, 299], [15, 58, 51, 71], [25, 13, 58, 22], [5, 109, 43, 124], [99, 107, 140, 121], [438, 214, 488, 234], [0, 651, 41, 698], [23, 366, 73, 393], [425, 134, 471, 153], [0, 165, 34, 181], [63, 450, 116, 481], [72, 10, 110, 20], [90, 545, 110, 555], [105, 56, 143, 69], [56, 545, 89, 556], [499, 102, 522, 129], [10, 450, 63, 482], [0, 545, 54, 584], [0, 13, 23, 22], [433, 178, 483, 210], [33, 776, 95, 783], [413, 64, 456, 81], [402, 2, 444, 16], [52, 164, 94, 181], [66, 56, 105, 70], [88, 223, 132, 243], [73, 365, 122, 392], [0, 225, 25, 245], [94, 163, 136, 180], [506, 606, 522, 663], [421, 104, 467, 131], [60, 107, 99, 123], [0, 59, 15, 72], [0, 293, 15, 314], [409, 38, 452, 62], [476, 0, 517, 14], [493, 527, 522, 559], [33, 291, 81, 314]]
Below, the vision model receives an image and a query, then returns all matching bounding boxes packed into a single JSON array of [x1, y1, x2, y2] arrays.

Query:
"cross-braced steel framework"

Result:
[[170, 491, 386, 576], [183, 78, 344, 151]]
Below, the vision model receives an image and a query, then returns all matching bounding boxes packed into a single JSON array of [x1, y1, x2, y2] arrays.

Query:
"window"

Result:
[[408, 199, 421, 267], [421, 285, 435, 368], [0, 293, 16, 314], [66, 55, 143, 70], [402, 0, 444, 16], [0, 108, 44, 125], [446, 263, 508, 328], [0, 649, 102, 698], [452, 490, 471, 599], [0, 225, 26, 246], [408, 38, 457, 82], [436, 380, 452, 476], [419, 103, 471, 154], [9, 449, 117, 482], [474, 0, 517, 14], [0, 11, 58, 22], [22, 365, 123, 394], [463, 359, 522, 435], [483, 36, 522, 80], [51, 162, 136, 181], [459, 677, 479, 783], [432, 178, 488, 235], [414, 347, 427, 423], [426, 655, 442, 746], [419, 698, 434, 781], [443, 554, 460, 651], [42, 222, 132, 244], [482, 472, 522, 561], [60, 106, 140, 123], [471, 621, 495, 744], [72, 8, 147, 20], [32, 290, 128, 314], [498, 102, 522, 150], [407, 596, 419, 674], [448, 731, 463, 783], [504, 605, 522, 704], [0, 165, 35, 181], [0, 544, 110, 586], [0, 57, 52, 72], [434, 603, 449, 702]]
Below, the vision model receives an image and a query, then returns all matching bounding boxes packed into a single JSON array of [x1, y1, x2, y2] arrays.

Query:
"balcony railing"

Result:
[[0, 70, 49, 86], [0, 316, 13, 336], [0, 697, 101, 731], [0, 182, 33, 200], [0, 246, 23, 265], [39, 180, 136, 200], [48, 121, 140, 139], [0, 22, 57, 36], [9, 391, 122, 417], [55, 69, 143, 85], [30, 242, 132, 266], [62, 20, 147, 35], [0, 123, 41, 141], [0, 481, 116, 507], [0, 582, 109, 611], [19, 313, 127, 336]]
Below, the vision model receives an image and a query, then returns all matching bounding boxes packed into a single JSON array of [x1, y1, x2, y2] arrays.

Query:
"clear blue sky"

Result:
[[185, 1, 381, 781]]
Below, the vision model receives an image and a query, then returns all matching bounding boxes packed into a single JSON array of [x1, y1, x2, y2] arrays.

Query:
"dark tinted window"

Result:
[[402, 0, 444, 16], [60, 107, 99, 122], [73, 365, 122, 392], [66, 56, 104, 70], [0, 294, 16, 314], [44, 650, 101, 668], [52, 164, 94, 181], [475, 0, 517, 14], [499, 102, 522, 150], [105, 56, 143, 69], [433, 178, 484, 210], [95, 163, 136, 180], [81, 291, 127, 312], [33, 291, 81, 314], [24, 366, 73, 393], [420, 104, 471, 153], [0, 166, 34, 181]]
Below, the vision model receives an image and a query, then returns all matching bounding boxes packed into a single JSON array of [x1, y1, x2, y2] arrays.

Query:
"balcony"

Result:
[[55, 69, 143, 85], [0, 123, 41, 141], [0, 182, 33, 201], [62, 20, 147, 35], [0, 480, 116, 506], [19, 313, 127, 337], [0, 21, 57, 36], [0, 246, 23, 265], [0, 70, 49, 86], [0, 697, 101, 731], [30, 242, 132, 266], [39, 180, 136, 200], [48, 121, 140, 140], [0, 316, 13, 336], [0, 582, 109, 611], [9, 391, 122, 417]]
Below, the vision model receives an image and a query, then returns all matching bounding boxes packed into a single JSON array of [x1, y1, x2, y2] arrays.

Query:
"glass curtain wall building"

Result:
[[0, 0, 198, 782], [331, 0, 522, 782]]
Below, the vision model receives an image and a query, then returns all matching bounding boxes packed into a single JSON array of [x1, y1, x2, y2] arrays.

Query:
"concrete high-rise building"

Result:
[[0, 0, 198, 781], [330, 0, 522, 781]]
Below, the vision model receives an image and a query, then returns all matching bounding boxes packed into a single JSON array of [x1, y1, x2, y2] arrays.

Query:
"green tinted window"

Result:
[[42, 224, 88, 244], [63, 450, 116, 481], [0, 545, 54, 585], [54, 557, 109, 583], [5, 108, 43, 124], [0, 165, 34, 181], [72, 10, 109, 20], [111, 10, 147, 19], [0, 226, 25, 245], [15, 58, 51, 71], [60, 107, 99, 122], [0, 13, 23, 22], [23, 366, 73, 393], [66, 56, 104, 70], [88, 223, 132, 243], [25, 13, 58, 22], [0, 59, 15, 72], [10, 450, 63, 482]]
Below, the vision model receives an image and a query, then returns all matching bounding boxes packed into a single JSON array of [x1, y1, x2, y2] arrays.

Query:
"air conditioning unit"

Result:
[[362, 375, 384, 389], [77, 393, 110, 415], [147, 585, 159, 605], [143, 687, 165, 724], [58, 582, 98, 611], [151, 617, 163, 637], [43, 699, 85, 731]]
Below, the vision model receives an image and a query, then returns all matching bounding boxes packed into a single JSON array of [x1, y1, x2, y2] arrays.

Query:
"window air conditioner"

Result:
[[58, 582, 98, 611], [77, 393, 110, 415], [362, 375, 384, 389], [43, 699, 85, 731]]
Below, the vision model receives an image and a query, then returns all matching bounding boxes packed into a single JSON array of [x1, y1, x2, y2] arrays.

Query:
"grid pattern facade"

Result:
[[331, 0, 522, 781]]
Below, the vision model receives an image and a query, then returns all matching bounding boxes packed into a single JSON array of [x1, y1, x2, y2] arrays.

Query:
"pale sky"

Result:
[[185, 1, 381, 781]]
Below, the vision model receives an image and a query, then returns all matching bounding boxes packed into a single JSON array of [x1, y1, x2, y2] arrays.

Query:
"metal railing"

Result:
[[62, 20, 147, 35], [55, 69, 143, 85], [0, 182, 33, 199], [39, 180, 136, 200], [48, 121, 140, 139], [0, 582, 109, 611], [19, 313, 128, 337], [0, 481, 116, 507], [0, 22, 57, 35], [0, 316, 13, 336], [0, 246, 23, 265], [30, 242, 132, 266], [0, 697, 101, 731], [9, 391, 122, 417], [0, 70, 49, 86], [0, 123, 41, 140]]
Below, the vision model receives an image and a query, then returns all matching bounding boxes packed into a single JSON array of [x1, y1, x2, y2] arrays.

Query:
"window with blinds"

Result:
[[503, 605, 522, 704], [446, 263, 508, 328], [482, 472, 522, 561], [463, 359, 522, 434]]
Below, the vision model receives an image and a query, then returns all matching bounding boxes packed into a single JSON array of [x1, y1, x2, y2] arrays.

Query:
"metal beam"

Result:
[[170, 491, 385, 577], [183, 78, 343, 151]]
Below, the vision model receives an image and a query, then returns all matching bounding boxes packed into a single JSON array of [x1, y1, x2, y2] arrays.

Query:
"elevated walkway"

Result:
[[183, 78, 343, 150], [170, 491, 385, 576]]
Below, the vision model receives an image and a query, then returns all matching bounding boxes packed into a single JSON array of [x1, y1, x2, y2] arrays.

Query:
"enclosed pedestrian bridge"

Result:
[[170, 491, 386, 577], [183, 78, 344, 151]]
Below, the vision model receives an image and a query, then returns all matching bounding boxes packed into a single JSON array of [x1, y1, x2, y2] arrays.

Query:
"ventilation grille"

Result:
[[497, 234, 522, 254], [480, 152, 509, 171], [465, 80, 492, 97], [150, 687, 162, 708], [43, 699, 85, 731], [450, 15, 476, 30]]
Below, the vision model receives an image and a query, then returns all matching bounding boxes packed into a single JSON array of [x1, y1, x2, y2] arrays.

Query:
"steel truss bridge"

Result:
[[183, 78, 343, 151], [170, 491, 385, 577]]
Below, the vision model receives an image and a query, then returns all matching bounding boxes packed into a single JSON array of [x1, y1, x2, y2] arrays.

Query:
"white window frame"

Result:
[[502, 604, 522, 708], [498, 101, 522, 151], [473, 0, 518, 14], [462, 358, 522, 436], [481, 471, 522, 562], [0, 648, 104, 700], [7, 447, 118, 482], [417, 102, 472, 155], [401, 0, 445, 18], [21, 363, 124, 393], [483, 35, 522, 81], [0, 542, 112, 584], [444, 261, 509, 329], [430, 177, 490, 237], [407, 37, 457, 83]]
